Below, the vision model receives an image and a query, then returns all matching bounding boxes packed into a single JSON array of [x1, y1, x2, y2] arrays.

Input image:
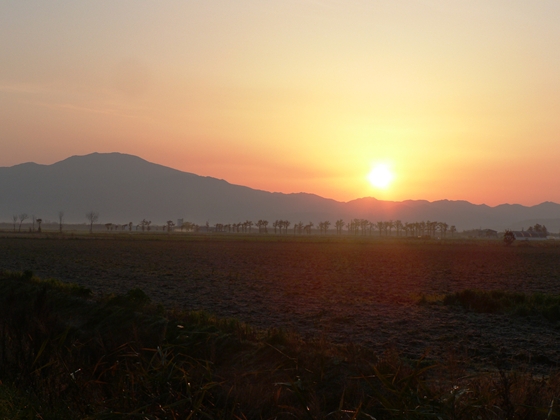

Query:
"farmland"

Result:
[[1, 234, 559, 372]]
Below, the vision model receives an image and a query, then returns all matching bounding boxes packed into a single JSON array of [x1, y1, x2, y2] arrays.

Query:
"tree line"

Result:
[[183, 218, 457, 238], [10, 212, 63, 233], [9, 211, 457, 238]]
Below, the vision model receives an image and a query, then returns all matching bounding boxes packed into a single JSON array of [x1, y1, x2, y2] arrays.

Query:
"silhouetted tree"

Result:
[[18, 213, 28, 232], [257, 220, 266, 233], [86, 211, 99, 233], [36, 218, 42, 233], [139, 219, 152, 232], [359, 219, 368, 235], [439, 222, 449, 238], [403, 222, 410, 237], [335, 219, 344, 235], [419, 221, 426, 236], [450, 225, 457, 238], [386, 220, 394, 236], [58, 211, 64, 233], [318, 220, 331, 234], [528, 223, 548, 234], [376, 221, 384, 236], [395, 220, 403, 237]]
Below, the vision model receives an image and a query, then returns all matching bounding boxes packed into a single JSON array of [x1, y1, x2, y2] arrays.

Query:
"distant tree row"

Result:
[[178, 218, 457, 237], [103, 219, 176, 233], [526, 223, 548, 234], [11, 211, 64, 233], [341, 219, 456, 238], [8, 211, 457, 239]]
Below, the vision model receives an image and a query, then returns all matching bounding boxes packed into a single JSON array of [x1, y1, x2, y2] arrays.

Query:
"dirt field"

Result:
[[1, 234, 559, 372]]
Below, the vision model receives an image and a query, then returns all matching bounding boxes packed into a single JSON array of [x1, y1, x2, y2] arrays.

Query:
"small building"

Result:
[[512, 231, 548, 241], [478, 229, 498, 238]]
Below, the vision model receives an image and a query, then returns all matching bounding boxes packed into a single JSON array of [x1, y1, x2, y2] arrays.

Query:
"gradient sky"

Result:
[[2, 1, 560, 205]]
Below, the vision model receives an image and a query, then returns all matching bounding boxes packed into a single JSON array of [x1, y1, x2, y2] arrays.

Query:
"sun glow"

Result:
[[367, 164, 394, 189]]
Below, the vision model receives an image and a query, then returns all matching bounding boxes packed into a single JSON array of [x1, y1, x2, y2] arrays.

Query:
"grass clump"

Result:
[[1, 271, 560, 418], [441, 289, 560, 321]]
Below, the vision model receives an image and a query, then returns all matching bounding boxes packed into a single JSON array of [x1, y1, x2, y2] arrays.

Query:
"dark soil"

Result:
[[1, 234, 559, 372]]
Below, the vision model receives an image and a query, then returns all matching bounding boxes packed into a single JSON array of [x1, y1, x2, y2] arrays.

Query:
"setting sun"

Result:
[[367, 164, 394, 189]]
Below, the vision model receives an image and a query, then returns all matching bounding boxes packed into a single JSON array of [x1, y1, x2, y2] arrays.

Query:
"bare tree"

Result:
[[335, 219, 344, 235], [58, 211, 64, 233], [18, 213, 28, 232], [86, 211, 99, 233]]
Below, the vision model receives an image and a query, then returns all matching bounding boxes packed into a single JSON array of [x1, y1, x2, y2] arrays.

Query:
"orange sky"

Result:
[[2, 1, 560, 206]]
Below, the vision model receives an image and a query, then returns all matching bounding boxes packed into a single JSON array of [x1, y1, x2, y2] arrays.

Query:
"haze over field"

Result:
[[2, 152, 560, 231], [2, 1, 560, 206]]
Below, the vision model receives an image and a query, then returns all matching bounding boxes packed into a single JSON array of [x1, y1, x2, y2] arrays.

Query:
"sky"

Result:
[[2, 1, 560, 206]]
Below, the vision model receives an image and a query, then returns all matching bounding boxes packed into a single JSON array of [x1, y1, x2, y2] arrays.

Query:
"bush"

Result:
[[503, 230, 516, 246]]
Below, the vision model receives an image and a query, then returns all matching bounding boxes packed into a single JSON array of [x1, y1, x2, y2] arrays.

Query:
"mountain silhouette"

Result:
[[1, 152, 559, 231]]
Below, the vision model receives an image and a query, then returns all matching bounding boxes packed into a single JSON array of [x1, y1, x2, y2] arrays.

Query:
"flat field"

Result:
[[1, 234, 559, 371]]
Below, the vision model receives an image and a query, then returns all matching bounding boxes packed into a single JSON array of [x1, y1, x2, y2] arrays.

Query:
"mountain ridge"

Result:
[[1, 152, 559, 231]]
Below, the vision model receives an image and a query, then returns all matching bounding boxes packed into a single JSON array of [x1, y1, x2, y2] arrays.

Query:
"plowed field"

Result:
[[2, 235, 559, 371]]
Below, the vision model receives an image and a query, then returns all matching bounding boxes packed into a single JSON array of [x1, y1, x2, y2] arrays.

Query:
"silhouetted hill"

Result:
[[1, 152, 559, 230]]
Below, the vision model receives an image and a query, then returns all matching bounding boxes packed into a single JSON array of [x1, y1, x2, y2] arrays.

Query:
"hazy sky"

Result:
[[2, 1, 559, 205]]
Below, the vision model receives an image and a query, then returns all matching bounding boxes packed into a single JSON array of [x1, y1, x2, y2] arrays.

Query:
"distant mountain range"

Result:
[[1, 152, 559, 231]]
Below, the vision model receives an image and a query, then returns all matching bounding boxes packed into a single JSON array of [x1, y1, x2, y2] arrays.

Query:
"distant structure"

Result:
[[477, 229, 498, 238], [465, 229, 498, 238], [177, 218, 183, 228], [511, 231, 548, 241]]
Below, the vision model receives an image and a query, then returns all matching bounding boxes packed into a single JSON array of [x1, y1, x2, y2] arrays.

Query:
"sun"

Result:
[[367, 163, 394, 189]]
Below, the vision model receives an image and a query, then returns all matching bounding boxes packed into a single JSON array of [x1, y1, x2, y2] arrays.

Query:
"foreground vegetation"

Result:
[[0, 271, 559, 419], [419, 289, 560, 323]]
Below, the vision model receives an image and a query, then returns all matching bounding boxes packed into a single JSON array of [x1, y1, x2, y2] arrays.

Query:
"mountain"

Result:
[[1, 152, 559, 231]]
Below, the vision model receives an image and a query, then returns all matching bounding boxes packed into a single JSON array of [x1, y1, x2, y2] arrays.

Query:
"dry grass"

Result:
[[1, 270, 560, 419]]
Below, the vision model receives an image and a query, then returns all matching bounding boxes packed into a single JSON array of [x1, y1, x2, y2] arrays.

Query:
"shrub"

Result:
[[503, 230, 516, 246]]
